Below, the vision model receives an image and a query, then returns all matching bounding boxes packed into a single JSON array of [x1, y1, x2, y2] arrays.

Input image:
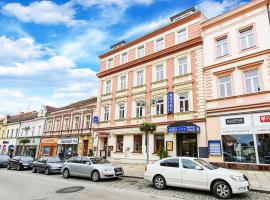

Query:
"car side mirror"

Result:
[[195, 166, 203, 170]]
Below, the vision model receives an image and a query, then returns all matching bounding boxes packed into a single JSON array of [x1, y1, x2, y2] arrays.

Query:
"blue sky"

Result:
[[0, 0, 246, 115]]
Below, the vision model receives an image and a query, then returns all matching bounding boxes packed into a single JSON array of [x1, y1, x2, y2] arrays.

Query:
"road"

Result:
[[0, 168, 269, 200]]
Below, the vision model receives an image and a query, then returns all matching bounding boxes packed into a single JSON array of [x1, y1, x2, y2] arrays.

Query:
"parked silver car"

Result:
[[61, 156, 124, 181]]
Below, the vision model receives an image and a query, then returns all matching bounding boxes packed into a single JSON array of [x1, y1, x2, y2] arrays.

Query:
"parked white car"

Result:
[[144, 157, 249, 199]]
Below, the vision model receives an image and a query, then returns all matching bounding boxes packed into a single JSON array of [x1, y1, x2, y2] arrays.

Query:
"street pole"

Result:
[[146, 132, 149, 164]]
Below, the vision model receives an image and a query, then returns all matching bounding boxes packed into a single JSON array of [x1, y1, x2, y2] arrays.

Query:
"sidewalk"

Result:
[[118, 163, 270, 192]]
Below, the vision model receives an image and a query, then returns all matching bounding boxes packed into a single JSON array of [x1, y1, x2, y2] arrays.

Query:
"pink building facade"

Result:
[[202, 0, 270, 169], [95, 9, 207, 163]]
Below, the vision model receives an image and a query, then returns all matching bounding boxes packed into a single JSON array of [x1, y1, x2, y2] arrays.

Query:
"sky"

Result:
[[0, 0, 247, 116]]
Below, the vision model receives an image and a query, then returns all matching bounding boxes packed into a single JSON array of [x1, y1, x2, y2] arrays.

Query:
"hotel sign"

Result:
[[167, 92, 174, 114], [167, 125, 200, 133], [225, 118, 244, 125]]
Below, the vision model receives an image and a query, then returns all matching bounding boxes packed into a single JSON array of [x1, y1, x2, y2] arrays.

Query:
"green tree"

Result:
[[140, 122, 157, 164], [19, 138, 30, 156]]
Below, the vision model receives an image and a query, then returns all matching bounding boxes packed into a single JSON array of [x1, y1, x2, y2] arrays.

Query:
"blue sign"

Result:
[[167, 92, 174, 114], [208, 140, 222, 156], [167, 125, 200, 133], [93, 116, 99, 124]]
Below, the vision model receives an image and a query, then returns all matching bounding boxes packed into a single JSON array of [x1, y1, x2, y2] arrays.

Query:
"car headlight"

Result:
[[104, 168, 113, 172], [229, 175, 246, 182]]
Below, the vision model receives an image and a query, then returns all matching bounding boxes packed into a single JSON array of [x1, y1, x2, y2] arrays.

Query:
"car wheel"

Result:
[[91, 170, 100, 182], [32, 167, 37, 173], [7, 164, 11, 170], [16, 164, 21, 171], [63, 169, 70, 179], [45, 168, 50, 175], [213, 181, 232, 199], [153, 175, 166, 190]]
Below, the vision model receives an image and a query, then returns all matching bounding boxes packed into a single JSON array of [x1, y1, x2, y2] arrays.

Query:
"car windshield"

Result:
[[90, 158, 110, 164], [47, 157, 61, 163], [21, 157, 34, 162], [195, 159, 218, 170]]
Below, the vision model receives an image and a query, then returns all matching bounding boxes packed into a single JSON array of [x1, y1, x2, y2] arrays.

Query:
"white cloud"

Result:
[[197, 0, 244, 19], [2, 1, 84, 26]]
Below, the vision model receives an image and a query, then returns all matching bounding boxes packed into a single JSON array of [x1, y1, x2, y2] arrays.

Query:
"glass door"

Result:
[[178, 134, 197, 157]]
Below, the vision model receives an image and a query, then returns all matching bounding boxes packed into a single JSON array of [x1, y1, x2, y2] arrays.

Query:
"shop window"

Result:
[[154, 134, 164, 153], [43, 146, 51, 156], [256, 134, 270, 164], [116, 135, 123, 152], [133, 135, 142, 153], [219, 75, 232, 97], [160, 158, 179, 168], [244, 69, 260, 93], [179, 92, 189, 112], [222, 134, 256, 163]]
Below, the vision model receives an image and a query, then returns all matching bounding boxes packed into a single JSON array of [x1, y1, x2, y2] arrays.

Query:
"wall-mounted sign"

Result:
[[166, 141, 173, 151], [167, 125, 200, 133], [225, 118, 244, 125], [93, 116, 99, 124], [3, 141, 9, 144], [167, 92, 174, 114], [208, 140, 222, 156], [260, 115, 270, 123], [58, 138, 78, 145]]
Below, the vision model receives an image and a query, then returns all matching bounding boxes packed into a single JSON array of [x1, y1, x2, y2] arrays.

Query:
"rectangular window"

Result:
[[156, 38, 164, 51], [121, 52, 128, 64], [116, 135, 123, 152], [156, 97, 164, 115], [216, 37, 228, 57], [136, 102, 143, 117], [133, 135, 142, 153], [107, 58, 113, 69], [179, 92, 189, 112], [219, 75, 232, 97], [74, 116, 80, 129], [119, 104, 125, 119], [244, 69, 260, 93], [85, 115, 91, 129], [56, 119, 61, 131], [64, 118, 69, 130], [32, 127, 35, 136], [178, 57, 187, 75], [120, 75, 127, 90], [155, 64, 164, 81], [240, 27, 254, 50], [222, 134, 256, 163], [137, 46, 144, 58], [105, 80, 111, 94], [136, 70, 144, 86], [177, 29, 187, 43], [154, 134, 164, 153], [104, 106, 110, 121]]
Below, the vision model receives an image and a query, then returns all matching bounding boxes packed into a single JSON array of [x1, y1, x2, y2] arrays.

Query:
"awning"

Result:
[[167, 121, 200, 133]]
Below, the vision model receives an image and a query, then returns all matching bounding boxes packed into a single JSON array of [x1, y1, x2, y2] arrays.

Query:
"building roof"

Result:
[[7, 111, 38, 123], [53, 97, 97, 112]]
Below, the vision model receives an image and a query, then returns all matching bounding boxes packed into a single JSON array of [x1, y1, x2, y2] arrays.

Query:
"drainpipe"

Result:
[[267, 3, 270, 26]]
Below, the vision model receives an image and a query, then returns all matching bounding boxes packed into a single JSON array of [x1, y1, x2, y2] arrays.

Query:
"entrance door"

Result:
[[83, 140, 89, 156], [177, 134, 197, 157], [100, 138, 108, 158]]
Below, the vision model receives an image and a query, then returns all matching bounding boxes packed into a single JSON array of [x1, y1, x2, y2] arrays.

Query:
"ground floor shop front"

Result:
[[0, 138, 17, 157], [207, 111, 270, 170], [15, 137, 41, 158], [93, 121, 207, 164]]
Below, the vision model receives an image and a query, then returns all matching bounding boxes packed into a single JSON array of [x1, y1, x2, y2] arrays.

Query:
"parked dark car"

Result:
[[0, 154, 10, 168], [7, 156, 34, 170], [32, 157, 63, 175]]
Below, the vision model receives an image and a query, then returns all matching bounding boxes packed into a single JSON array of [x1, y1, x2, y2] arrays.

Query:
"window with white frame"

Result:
[[240, 27, 254, 50], [156, 38, 164, 51], [85, 115, 91, 129], [137, 46, 144, 58], [136, 102, 143, 117], [74, 116, 80, 129], [105, 80, 111, 94], [32, 127, 35, 136], [121, 52, 128, 64], [104, 106, 110, 121], [244, 69, 260, 93], [177, 29, 187, 43], [178, 57, 187, 75], [64, 118, 69, 130], [136, 70, 144, 86], [155, 64, 164, 81], [156, 97, 164, 115], [219, 75, 232, 97], [216, 36, 228, 57], [55, 119, 61, 131], [119, 104, 125, 119], [107, 58, 113, 69], [120, 75, 127, 90], [179, 92, 189, 112]]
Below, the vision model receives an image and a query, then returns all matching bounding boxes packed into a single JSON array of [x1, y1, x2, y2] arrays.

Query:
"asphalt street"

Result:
[[0, 168, 270, 200]]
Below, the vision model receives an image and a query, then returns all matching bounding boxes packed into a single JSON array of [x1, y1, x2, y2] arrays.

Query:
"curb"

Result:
[[122, 175, 144, 179]]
